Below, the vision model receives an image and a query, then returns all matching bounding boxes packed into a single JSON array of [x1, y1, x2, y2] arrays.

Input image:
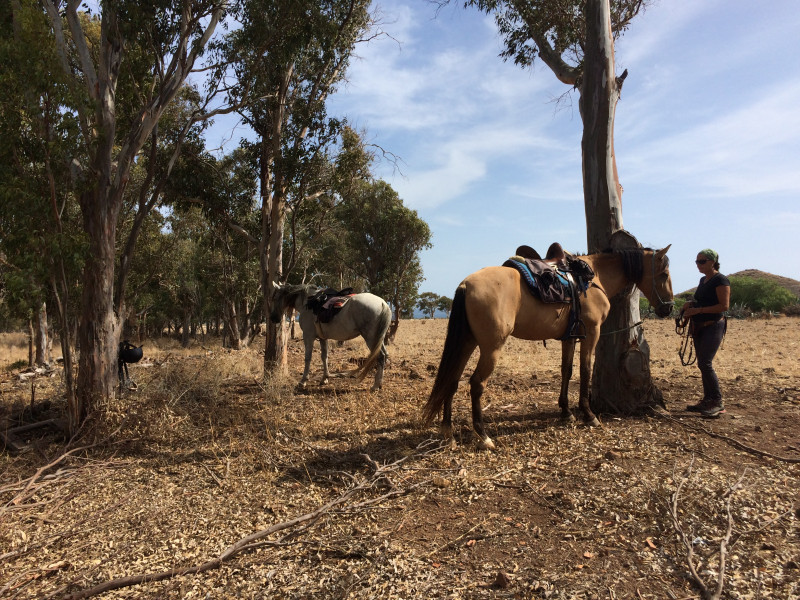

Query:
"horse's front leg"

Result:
[[319, 339, 330, 385], [578, 340, 601, 427], [559, 340, 576, 422]]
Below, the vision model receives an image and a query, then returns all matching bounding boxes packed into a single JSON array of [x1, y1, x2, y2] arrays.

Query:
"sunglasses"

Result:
[[695, 259, 708, 265]]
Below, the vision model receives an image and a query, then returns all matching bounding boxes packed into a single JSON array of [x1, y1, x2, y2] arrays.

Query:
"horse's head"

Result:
[[269, 282, 290, 323], [640, 245, 674, 318]]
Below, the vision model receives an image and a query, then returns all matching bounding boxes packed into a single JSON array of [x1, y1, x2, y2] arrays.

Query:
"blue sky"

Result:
[[208, 0, 800, 297]]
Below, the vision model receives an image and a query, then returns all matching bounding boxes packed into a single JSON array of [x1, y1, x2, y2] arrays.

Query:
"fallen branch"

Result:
[[57, 444, 440, 600], [667, 458, 746, 600], [649, 409, 800, 463]]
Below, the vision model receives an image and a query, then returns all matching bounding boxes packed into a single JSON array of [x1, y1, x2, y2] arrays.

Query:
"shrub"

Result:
[[640, 295, 685, 318], [639, 296, 655, 318], [729, 276, 798, 313], [726, 302, 751, 319], [783, 303, 800, 317]]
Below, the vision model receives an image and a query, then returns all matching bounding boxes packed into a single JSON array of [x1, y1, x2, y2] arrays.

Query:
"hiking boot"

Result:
[[686, 400, 712, 412], [701, 404, 726, 418]]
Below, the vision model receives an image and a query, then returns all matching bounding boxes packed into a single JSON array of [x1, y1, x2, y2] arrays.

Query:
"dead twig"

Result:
[[426, 519, 486, 558]]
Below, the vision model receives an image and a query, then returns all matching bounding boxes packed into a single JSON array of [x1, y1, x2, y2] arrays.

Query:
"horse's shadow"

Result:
[[444, 408, 582, 447], [274, 426, 441, 491]]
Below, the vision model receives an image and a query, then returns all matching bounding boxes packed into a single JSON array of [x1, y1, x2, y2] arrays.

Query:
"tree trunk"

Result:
[[28, 318, 34, 368], [75, 191, 121, 429], [580, 0, 662, 415], [34, 301, 50, 366], [224, 299, 242, 350], [261, 72, 290, 375], [181, 307, 191, 348], [386, 312, 400, 344], [263, 194, 288, 372]]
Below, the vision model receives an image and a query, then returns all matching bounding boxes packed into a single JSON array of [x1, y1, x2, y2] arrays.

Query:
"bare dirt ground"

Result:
[[1, 317, 799, 599]]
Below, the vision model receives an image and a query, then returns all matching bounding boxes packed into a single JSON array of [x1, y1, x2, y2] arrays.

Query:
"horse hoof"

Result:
[[561, 413, 576, 423], [298, 381, 308, 390], [477, 437, 495, 451], [370, 384, 382, 392], [587, 417, 601, 427], [320, 378, 329, 385]]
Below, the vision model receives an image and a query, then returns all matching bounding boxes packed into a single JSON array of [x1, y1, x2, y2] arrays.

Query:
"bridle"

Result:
[[647, 251, 674, 315]]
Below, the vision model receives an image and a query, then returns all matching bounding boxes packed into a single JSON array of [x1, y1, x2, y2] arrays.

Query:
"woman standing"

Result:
[[681, 249, 731, 417]]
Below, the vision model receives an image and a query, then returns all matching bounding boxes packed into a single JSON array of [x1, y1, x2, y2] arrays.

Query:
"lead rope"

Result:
[[675, 316, 696, 366]]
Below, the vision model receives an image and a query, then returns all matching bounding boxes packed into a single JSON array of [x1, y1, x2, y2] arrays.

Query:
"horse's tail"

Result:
[[353, 301, 392, 382], [422, 285, 474, 425]]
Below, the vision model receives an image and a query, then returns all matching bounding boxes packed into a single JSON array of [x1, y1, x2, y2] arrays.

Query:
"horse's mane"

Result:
[[279, 283, 321, 303], [615, 248, 645, 283]]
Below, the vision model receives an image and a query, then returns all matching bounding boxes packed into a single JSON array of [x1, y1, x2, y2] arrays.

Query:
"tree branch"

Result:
[[507, 0, 581, 85], [58, 443, 443, 599]]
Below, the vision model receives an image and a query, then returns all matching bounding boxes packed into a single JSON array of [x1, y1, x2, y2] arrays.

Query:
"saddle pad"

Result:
[[318, 294, 355, 323]]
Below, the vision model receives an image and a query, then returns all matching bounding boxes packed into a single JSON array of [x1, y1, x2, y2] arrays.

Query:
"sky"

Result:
[[207, 0, 800, 298]]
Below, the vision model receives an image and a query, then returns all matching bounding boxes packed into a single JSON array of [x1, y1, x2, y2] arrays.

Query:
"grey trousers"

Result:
[[692, 318, 726, 403]]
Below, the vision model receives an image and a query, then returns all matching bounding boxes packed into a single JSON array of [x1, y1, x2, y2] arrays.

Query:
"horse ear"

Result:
[[656, 244, 672, 258]]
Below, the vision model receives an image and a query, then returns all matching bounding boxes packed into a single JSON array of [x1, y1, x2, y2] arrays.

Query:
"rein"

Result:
[[675, 316, 696, 366], [599, 320, 643, 337]]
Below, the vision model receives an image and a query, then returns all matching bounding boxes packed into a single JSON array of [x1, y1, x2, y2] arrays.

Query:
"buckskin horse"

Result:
[[270, 283, 391, 391], [422, 245, 673, 449]]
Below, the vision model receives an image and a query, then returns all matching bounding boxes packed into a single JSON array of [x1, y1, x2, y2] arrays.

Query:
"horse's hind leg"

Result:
[[439, 339, 477, 443], [371, 345, 387, 391], [579, 339, 601, 427], [559, 340, 576, 422], [469, 348, 501, 450]]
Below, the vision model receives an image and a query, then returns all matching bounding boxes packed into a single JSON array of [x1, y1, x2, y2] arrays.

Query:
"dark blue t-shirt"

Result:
[[693, 273, 730, 322]]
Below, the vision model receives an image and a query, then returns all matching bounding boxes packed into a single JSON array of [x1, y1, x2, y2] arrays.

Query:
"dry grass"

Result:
[[1, 319, 799, 599], [0, 333, 29, 368]]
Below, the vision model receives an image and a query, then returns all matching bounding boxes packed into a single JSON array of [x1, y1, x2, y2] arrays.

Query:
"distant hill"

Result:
[[680, 269, 800, 297], [729, 270, 800, 298]]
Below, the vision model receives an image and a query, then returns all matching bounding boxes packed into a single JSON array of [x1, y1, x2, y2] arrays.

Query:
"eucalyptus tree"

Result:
[[461, 0, 662, 414], [38, 0, 227, 430], [114, 87, 212, 332], [182, 148, 262, 349], [334, 180, 432, 340], [417, 292, 440, 319], [437, 295, 453, 317], [1, 0, 85, 389], [224, 0, 373, 374], [283, 126, 378, 291]]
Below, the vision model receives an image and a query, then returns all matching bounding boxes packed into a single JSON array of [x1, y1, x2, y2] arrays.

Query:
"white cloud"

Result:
[[620, 80, 800, 198]]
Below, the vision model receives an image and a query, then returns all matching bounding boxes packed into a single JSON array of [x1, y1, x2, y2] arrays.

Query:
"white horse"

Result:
[[269, 283, 391, 391]]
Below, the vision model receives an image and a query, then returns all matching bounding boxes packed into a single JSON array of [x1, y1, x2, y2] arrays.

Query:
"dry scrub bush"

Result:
[[98, 348, 289, 456], [783, 302, 800, 317]]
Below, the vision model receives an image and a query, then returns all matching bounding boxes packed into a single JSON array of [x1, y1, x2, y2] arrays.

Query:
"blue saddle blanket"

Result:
[[503, 258, 587, 304]]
